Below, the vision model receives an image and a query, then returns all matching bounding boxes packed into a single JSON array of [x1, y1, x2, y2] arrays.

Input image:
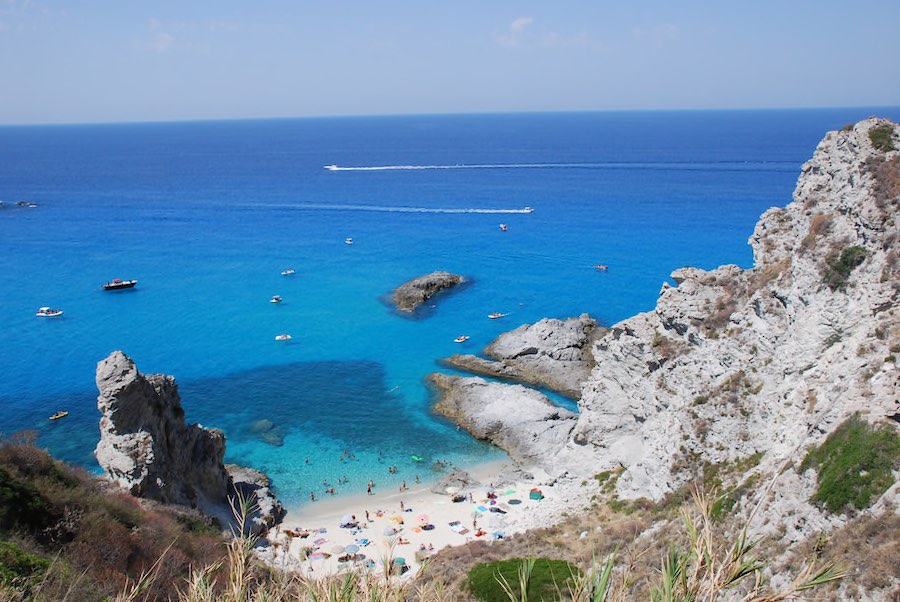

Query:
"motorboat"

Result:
[[270, 295, 283, 303], [324, 164, 338, 170], [499, 224, 508, 231], [345, 237, 353, 245], [281, 268, 296, 276], [36, 307, 64, 317], [49, 410, 68, 421], [487, 313, 507, 319], [454, 335, 470, 343], [275, 334, 292, 341], [523, 206, 534, 213], [594, 264, 609, 271], [103, 278, 138, 291]]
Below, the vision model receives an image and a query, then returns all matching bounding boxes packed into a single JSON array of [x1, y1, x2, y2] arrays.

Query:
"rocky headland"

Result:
[[429, 118, 900, 589], [95, 350, 285, 536], [441, 313, 599, 398], [391, 271, 464, 313]]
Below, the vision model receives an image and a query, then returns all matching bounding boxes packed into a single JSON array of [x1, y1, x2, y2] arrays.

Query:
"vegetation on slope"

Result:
[[799, 414, 900, 513], [0, 433, 229, 600]]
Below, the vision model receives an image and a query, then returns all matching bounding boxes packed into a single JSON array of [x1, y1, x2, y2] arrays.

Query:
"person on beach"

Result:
[[400, 500, 405, 512], [365, 510, 370, 521], [367, 483, 373, 495]]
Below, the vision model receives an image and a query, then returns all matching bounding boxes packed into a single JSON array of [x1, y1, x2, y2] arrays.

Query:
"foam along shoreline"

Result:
[[258, 458, 593, 580]]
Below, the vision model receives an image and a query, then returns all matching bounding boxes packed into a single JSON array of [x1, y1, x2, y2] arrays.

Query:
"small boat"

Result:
[[345, 237, 353, 245], [499, 224, 508, 231], [103, 278, 138, 291], [281, 268, 296, 276], [523, 206, 534, 213], [488, 313, 507, 319], [270, 295, 283, 303], [36, 307, 64, 317], [49, 410, 68, 421], [324, 164, 338, 170], [454, 335, 470, 343], [275, 334, 292, 341], [594, 264, 609, 271]]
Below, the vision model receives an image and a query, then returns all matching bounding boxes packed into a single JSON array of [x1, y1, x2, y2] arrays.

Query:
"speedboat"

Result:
[[36, 307, 64, 317], [281, 268, 296, 276], [275, 334, 292, 341], [49, 410, 68, 421], [270, 295, 283, 303], [488, 313, 507, 319], [103, 278, 138, 291], [523, 206, 534, 213], [454, 335, 470, 343], [345, 237, 353, 245], [324, 164, 338, 170], [499, 224, 508, 231]]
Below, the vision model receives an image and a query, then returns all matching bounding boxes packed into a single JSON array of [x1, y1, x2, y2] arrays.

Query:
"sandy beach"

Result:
[[257, 459, 595, 579]]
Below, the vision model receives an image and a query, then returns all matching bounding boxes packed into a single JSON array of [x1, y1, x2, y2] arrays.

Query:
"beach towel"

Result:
[[502, 489, 516, 496], [476, 505, 488, 512], [313, 538, 327, 546], [449, 523, 465, 533]]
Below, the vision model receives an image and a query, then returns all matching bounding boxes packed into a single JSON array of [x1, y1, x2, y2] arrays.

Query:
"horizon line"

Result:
[[2, 104, 899, 128]]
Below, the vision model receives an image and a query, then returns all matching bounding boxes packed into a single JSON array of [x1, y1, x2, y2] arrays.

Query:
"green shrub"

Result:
[[0, 540, 50, 590], [800, 414, 900, 513], [869, 124, 896, 152], [468, 557, 580, 602], [822, 245, 867, 290]]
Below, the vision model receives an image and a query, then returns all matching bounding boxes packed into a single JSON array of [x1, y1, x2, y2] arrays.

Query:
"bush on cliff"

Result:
[[800, 414, 900, 513], [868, 124, 896, 152], [822, 245, 867, 290]]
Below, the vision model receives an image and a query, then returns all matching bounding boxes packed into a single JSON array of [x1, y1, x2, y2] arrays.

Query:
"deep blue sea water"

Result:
[[2, 108, 898, 507]]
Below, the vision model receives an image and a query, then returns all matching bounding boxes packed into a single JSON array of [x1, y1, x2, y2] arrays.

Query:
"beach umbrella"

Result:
[[416, 513, 429, 526], [344, 544, 360, 554], [383, 527, 396, 536], [445, 486, 458, 495], [393, 557, 407, 565], [330, 544, 345, 555], [340, 514, 354, 525]]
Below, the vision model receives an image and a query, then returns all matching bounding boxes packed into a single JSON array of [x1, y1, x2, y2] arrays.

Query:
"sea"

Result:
[[2, 108, 898, 508]]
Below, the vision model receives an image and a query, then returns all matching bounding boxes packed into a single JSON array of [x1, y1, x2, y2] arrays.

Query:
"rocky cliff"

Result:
[[95, 351, 285, 535], [431, 118, 899, 543]]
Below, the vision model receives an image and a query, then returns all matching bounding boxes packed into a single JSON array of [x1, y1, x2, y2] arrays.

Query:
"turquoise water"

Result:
[[1, 108, 897, 506]]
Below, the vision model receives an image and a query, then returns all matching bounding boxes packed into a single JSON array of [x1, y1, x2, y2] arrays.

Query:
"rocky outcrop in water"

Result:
[[95, 351, 285, 535], [392, 271, 464, 312], [443, 314, 599, 398], [429, 373, 577, 466]]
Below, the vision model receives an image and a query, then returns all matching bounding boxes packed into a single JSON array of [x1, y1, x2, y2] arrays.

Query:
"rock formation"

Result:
[[95, 351, 285, 535], [442, 314, 599, 398], [431, 118, 899, 547], [392, 271, 464, 312], [430, 373, 577, 465]]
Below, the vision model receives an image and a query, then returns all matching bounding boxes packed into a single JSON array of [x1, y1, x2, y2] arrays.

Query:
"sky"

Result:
[[1, 0, 899, 125]]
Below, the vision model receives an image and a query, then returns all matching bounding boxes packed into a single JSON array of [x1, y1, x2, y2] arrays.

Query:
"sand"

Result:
[[256, 459, 594, 579]]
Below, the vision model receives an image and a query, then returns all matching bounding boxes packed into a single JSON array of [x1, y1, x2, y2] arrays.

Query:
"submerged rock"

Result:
[[392, 271, 464, 312], [95, 351, 285, 536]]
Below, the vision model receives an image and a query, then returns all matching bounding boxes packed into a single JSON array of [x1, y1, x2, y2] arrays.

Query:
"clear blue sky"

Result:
[[2, 0, 899, 124]]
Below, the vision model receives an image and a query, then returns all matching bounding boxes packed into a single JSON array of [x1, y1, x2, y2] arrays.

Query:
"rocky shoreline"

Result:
[[440, 313, 600, 399], [426, 118, 900, 570]]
